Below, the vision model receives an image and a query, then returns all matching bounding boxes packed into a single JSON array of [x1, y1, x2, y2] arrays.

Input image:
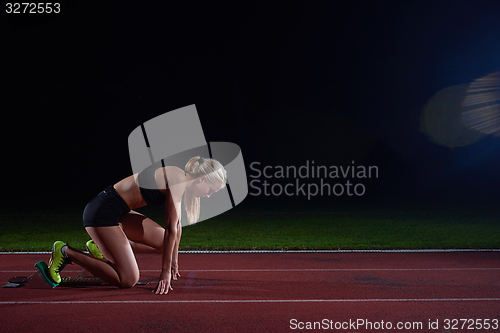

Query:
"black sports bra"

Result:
[[137, 162, 167, 206]]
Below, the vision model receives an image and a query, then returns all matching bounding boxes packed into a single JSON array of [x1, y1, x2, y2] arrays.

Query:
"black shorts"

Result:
[[83, 186, 131, 227]]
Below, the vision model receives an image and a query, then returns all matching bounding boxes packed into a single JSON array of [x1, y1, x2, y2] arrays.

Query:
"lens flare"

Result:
[[462, 72, 500, 136], [420, 84, 484, 148]]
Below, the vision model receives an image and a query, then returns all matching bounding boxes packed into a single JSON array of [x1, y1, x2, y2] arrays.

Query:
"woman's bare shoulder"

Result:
[[162, 166, 187, 201]]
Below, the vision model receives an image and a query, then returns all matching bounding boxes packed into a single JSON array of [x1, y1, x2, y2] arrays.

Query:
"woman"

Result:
[[47, 156, 227, 295]]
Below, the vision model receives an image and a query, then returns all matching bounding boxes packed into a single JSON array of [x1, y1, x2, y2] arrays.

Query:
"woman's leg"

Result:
[[118, 211, 184, 280], [118, 211, 165, 254], [68, 226, 140, 288]]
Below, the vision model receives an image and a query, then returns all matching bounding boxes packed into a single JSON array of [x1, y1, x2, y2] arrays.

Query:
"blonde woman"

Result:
[[47, 156, 227, 295]]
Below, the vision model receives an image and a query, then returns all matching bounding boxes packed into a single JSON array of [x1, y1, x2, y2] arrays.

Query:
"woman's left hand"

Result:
[[171, 263, 181, 280]]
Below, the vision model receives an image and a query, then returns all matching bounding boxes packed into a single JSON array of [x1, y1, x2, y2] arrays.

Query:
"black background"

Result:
[[3, 1, 500, 213]]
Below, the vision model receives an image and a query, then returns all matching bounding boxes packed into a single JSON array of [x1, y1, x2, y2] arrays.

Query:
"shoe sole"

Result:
[[34, 261, 59, 288]]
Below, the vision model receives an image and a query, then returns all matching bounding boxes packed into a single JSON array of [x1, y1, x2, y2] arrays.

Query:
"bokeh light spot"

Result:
[[421, 84, 484, 148], [462, 72, 500, 136]]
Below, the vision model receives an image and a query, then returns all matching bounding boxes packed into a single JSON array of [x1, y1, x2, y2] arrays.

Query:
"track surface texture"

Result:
[[1, 252, 499, 332]]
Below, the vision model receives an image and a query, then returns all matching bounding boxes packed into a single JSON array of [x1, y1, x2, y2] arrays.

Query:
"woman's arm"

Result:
[[153, 187, 179, 295], [171, 220, 182, 280]]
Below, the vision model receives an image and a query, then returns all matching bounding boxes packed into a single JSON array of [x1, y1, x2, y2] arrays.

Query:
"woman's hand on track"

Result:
[[153, 270, 173, 295], [171, 263, 181, 280]]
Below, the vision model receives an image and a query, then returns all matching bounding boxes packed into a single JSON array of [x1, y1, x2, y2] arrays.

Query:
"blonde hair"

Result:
[[184, 156, 227, 224]]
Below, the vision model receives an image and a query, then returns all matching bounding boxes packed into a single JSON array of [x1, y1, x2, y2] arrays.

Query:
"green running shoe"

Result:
[[48, 241, 72, 284], [86, 240, 105, 259]]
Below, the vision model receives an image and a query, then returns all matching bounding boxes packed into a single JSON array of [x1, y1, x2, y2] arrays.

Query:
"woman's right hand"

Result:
[[153, 270, 173, 295]]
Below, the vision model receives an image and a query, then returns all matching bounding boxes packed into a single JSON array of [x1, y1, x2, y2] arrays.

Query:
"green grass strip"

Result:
[[1, 208, 499, 252]]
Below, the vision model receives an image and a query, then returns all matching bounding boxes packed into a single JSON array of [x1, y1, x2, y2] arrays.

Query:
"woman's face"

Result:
[[192, 176, 225, 198]]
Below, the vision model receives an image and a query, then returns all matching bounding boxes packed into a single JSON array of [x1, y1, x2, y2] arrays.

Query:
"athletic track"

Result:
[[1, 252, 499, 332]]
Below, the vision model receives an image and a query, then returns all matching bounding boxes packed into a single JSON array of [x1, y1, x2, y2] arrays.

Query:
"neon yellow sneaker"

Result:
[[47, 241, 72, 284], [86, 240, 105, 259]]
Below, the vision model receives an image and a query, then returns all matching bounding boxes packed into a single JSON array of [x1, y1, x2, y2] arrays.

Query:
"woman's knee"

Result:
[[119, 271, 140, 289]]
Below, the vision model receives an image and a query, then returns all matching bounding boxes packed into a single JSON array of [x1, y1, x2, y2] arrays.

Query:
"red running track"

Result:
[[1, 252, 499, 332]]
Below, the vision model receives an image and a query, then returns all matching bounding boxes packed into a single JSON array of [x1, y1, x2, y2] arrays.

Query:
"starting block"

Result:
[[25, 261, 59, 289], [3, 261, 150, 289], [25, 262, 105, 288], [60, 276, 104, 286], [31, 261, 106, 288], [1, 276, 28, 288]]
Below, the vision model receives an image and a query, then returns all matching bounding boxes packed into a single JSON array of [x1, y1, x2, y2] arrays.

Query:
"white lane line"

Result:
[[2, 249, 500, 254], [1, 268, 500, 273], [1, 298, 500, 305], [161, 268, 500, 272]]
